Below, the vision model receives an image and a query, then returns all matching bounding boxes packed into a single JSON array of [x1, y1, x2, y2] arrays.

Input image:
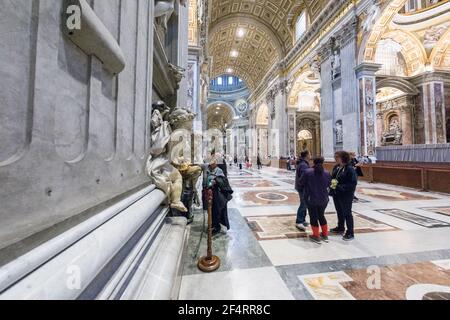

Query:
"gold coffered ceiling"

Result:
[[208, 0, 330, 91], [209, 21, 281, 90]]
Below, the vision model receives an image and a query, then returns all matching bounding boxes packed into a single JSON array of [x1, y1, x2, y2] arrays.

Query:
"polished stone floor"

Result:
[[179, 165, 450, 300]]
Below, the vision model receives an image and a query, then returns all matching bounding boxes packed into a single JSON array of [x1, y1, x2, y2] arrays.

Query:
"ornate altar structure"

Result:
[[376, 94, 414, 146]]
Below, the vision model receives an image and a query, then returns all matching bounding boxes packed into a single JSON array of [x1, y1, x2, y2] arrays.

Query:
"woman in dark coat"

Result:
[[330, 151, 358, 241], [204, 160, 234, 236], [299, 157, 331, 244]]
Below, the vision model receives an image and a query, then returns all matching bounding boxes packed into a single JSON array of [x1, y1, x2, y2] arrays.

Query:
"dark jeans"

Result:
[[333, 195, 354, 235], [296, 191, 307, 224], [308, 204, 327, 227]]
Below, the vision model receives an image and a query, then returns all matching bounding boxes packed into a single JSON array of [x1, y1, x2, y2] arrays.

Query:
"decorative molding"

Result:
[[338, 15, 358, 48]]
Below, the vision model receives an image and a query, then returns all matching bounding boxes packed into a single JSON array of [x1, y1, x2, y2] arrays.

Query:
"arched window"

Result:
[[295, 11, 307, 41]]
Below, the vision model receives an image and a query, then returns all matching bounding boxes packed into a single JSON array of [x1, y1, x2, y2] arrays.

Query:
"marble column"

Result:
[[355, 62, 382, 158], [418, 81, 447, 144]]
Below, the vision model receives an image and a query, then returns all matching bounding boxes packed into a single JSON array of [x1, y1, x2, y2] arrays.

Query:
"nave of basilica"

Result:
[[0, 0, 450, 301]]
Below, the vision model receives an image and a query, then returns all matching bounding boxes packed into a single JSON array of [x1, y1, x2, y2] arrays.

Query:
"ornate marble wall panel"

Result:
[[0, 0, 37, 166], [419, 81, 447, 144], [0, 1, 155, 251]]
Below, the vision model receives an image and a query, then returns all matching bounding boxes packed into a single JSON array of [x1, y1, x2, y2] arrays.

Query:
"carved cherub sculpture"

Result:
[[146, 103, 187, 212]]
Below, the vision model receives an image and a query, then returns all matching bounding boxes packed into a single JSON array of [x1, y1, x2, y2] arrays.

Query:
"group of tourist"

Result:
[[201, 149, 360, 242], [295, 150, 359, 244]]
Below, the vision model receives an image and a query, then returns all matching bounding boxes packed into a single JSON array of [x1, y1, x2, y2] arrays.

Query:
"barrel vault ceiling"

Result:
[[208, 0, 329, 91]]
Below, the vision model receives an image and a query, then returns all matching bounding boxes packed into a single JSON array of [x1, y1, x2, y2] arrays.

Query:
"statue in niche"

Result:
[[382, 115, 403, 145], [146, 102, 187, 213], [362, 0, 381, 33], [154, 0, 187, 30], [331, 50, 341, 80], [309, 58, 321, 77], [313, 94, 321, 111], [335, 120, 343, 144]]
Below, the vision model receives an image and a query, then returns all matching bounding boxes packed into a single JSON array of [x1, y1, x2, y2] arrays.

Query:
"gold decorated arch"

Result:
[[362, 0, 450, 71]]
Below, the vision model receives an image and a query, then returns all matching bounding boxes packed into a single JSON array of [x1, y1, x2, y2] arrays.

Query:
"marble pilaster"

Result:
[[338, 17, 359, 153], [418, 81, 447, 144], [355, 62, 382, 158]]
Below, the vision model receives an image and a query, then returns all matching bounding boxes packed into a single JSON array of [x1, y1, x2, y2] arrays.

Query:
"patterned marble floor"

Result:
[[180, 165, 450, 300]]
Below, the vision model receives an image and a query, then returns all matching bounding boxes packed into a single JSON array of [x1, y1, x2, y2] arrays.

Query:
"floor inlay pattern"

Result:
[[235, 190, 300, 206], [357, 187, 437, 201], [181, 166, 450, 300], [298, 261, 450, 300], [231, 179, 280, 188], [376, 209, 450, 228], [421, 207, 450, 217], [246, 213, 397, 240], [280, 179, 295, 185]]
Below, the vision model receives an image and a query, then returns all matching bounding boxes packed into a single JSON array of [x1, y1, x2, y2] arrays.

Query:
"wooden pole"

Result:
[[198, 189, 221, 272]]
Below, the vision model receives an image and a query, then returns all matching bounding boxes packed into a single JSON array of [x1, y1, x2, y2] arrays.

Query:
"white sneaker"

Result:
[[296, 224, 307, 231]]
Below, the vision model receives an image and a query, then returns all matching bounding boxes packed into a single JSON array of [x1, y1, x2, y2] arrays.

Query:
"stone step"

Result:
[[0, 186, 188, 300]]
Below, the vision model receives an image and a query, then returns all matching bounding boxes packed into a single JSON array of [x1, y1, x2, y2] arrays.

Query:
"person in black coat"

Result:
[[295, 150, 311, 230], [330, 151, 358, 241], [257, 154, 262, 170], [350, 152, 363, 202], [204, 159, 234, 236]]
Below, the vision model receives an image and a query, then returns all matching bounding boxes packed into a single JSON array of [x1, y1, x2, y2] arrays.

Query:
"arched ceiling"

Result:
[[210, 0, 294, 50], [208, 1, 330, 91], [209, 21, 281, 90], [207, 103, 235, 130]]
